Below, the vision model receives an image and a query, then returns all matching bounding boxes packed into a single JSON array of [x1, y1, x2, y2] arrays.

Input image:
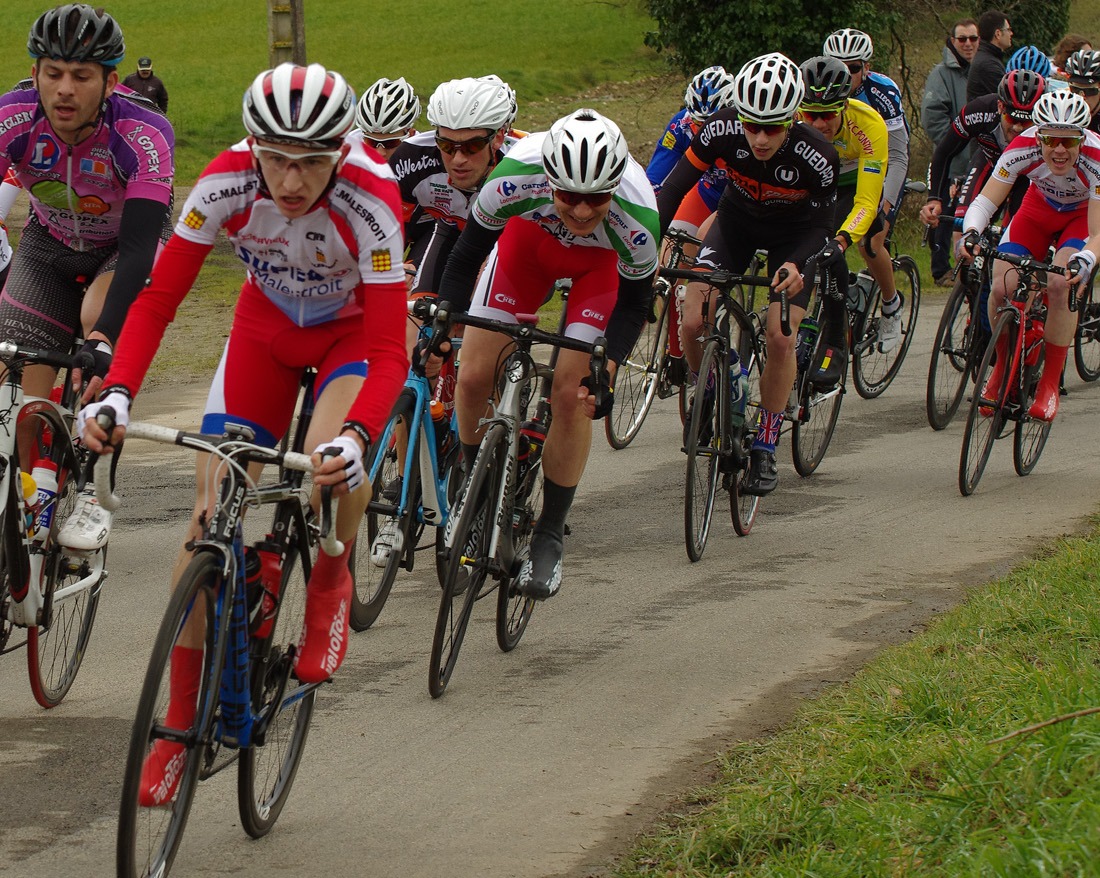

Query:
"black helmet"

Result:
[[800, 55, 851, 107], [1065, 48, 1100, 85], [28, 4, 125, 67], [998, 69, 1045, 120]]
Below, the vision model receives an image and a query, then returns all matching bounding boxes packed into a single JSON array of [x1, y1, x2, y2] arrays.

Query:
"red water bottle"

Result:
[[252, 539, 283, 639]]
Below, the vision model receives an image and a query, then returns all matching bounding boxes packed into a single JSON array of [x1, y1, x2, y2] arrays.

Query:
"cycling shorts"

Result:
[[999, 186, 1089, 258], [698, 207, 815, 309], [467, 218, 619, 344], [668, 187, 713, 236], [201, 281, 369, 448]]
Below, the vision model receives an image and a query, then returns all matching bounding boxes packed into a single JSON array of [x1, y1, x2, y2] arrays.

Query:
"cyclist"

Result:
[[798, 55, 889, 384], [1063, 49, 1100, 132], [349, 76, 421, 162], [824, 29, 910, 353], [960, 90, 1100, 422], [78, 63, 407, 802], [655, 53, 839, 496], [434, 108, 659, 599], [0, 4, 176, 551]]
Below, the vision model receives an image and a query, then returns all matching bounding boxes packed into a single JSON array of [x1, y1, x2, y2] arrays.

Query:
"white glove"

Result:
[[312, 435, 365, 492], [1068, 249, 1097, 285], [77, 391, 131, 441]]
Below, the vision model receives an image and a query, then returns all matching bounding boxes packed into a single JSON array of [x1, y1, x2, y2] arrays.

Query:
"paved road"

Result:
[[4, 296, 1100, 878]]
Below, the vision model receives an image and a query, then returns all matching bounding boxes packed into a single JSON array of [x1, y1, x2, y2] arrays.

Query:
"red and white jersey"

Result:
[[993, 127, 1100, 212], [174, 138, 405, 326]]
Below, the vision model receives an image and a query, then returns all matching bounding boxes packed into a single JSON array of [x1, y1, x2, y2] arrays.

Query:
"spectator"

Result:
[[967, 10, 1012, 100], [121, 56, 168, 113], [922, 17, 979, 284], [1053, 33, 1092, 79]]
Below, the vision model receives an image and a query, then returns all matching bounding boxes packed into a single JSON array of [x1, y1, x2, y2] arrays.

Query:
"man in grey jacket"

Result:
[[922, 18, 978, 283]]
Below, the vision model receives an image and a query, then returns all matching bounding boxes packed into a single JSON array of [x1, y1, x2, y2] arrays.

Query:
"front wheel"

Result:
[[926, 276, 978, 430], [852, 256, 921, 399], [605, 289, 670, 449], [1013, 348, 1051, 477], [238, 523, 316, 838], [730, 333, 762, 536], [497, 444, 540, 652], [117, 552, 221, 878], [959, 311, 1016, 495], [684, 341, 723, 562]]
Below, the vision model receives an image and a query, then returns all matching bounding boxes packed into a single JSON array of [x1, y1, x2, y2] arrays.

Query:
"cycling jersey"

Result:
[[993, 128, 1100, 211], [928, 94, 1009, 201], [646, 108, 727, 214], [852, 71, 909, 208], [105, 137, 409, 439], [657, 110, 839, 272], [437, 131, 660, 364], [828, 100, 889, 243]]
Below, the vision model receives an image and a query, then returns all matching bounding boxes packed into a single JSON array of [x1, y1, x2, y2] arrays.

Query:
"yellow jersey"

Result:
[[827, 99, 889, 244]]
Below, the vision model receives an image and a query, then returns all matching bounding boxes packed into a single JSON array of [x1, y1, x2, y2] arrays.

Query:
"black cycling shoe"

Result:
[[516, 531, 563, 601], [811, 342, 847, 390], [741, 449, 778, 496]]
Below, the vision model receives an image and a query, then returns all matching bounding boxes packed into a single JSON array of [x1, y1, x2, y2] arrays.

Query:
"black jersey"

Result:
[[928, 94, 1008, 202]]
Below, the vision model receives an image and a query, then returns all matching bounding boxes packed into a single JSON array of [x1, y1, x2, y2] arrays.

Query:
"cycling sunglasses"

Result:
[[800, 107, 842, 122], [554, 189, 613, 207], [1038, 133, 1084, 148], [845, 62, 865, 74], [954, 34, 980, 43], [738, 116, 791, 136], [366, 136, 405, 151], [435, 133, 494, 156]]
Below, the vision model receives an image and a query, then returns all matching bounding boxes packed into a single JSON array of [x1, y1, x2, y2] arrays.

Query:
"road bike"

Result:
[[110, 405, 343, 877], [427, 301, 606, 698], [660, 265, 772, 561], [959, 245, 1069, 496], [0, 340, 105, 708], [352, 298, 462, 630], [926, 225, 999, 430], [604, 228, 695, 449]]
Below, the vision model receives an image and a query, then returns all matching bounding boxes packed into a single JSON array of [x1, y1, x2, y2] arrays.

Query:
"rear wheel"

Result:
[[926, 277, 978, 430], [117, 553, 221, 878], [791, 327, 844, 477], [960, 312, 1016, 496], [496, 440, 541, 652], [730, 335, 762, 536], [606, 289, 669, 449], [852, 256, 921, 399], [27, 426, 102, 708], [684, 341, 723, 562]]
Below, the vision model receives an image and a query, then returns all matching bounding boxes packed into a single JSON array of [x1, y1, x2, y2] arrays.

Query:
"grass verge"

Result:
[[615, 523, 1100, 876]]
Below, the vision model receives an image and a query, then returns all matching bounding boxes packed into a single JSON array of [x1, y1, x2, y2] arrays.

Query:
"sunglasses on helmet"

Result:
[[435, 133, 494, 156], [553, 189, 613, 208]]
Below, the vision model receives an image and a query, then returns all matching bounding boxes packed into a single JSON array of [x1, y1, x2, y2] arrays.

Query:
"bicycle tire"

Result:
[[730, 332, 762, 536], [27, 412, 102, 708], [605, 289, 670, 449], [926, 277, 978, 431], [684, 340, 723, 562], [496, 449, 539, 652], [238, 519, 317, 838], [1073, 285, 1100, 381], [429, 424, 503, 698], [852, 255, 921, 399], [791, 327, 844, 477], [1013, 348, 1051, 476], [434, 439, 465, 587], [960, 311, 1016, 495], [350, 391, 416, 631], [117, 552, 222, 878]]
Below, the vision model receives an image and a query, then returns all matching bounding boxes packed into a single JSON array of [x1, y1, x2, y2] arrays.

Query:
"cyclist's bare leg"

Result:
[[542, 347, 592, 488], [858, 220, 897, 303], [679, 281, 715, 374], [453, 324, 512, 452], [758, 299, 805, 413]]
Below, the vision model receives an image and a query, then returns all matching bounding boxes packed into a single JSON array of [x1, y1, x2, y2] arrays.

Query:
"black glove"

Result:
[[77, 339, 113, 382], [962, 231, 982, 258], [580, 369, 614, 420], [427, 301, 457, 358], [815, 244, 848, 301]]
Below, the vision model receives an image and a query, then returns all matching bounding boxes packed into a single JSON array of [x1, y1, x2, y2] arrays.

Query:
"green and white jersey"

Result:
[[469, 132, 660, 280]]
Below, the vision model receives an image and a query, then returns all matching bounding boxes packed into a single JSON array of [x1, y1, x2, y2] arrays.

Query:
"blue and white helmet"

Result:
[[1008, 45, 1053, 78], [684, 66, 737, 122]]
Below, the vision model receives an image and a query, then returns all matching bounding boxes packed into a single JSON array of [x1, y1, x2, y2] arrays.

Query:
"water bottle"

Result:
[[728, 349, 748, 431], [20, 471, 37, 539], [31, 460, 59, 542], [1024, 317, 1044, 366], [253, 539, 282, 639], [430, 398, 449, 458], [243, 545, 264, 635], [516, 420, 546, 497], [795, 316, 819, 373]]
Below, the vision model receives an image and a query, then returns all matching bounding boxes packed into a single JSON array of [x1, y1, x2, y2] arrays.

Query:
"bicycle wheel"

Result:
[[350, 392, 416, 631], [1013, 348, 1051, 476], [791, 328, 844, 477], [497, 444, 539, 652], [852, 256, 921, 399], [606, 289, 669, 449], [117, 552, 221, 878], [434, 439, 465, 586], [730, 334, 762, 536], [27, 431, 102, 708], [238, 518, 316, 837], [959, 312, 1016, 496], [1073, 287, 1100, 381], [429, 425, 503, 698], [684, 340, 723, 562], [926, 277, 979, 430]]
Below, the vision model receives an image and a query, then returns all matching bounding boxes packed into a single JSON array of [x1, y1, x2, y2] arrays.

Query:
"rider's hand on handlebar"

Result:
[[578, 362, 615, 420], [919, 200, 942, 227], [78, 390, 131, 453], [311, 434, 366, 494], [72, 337, 113, 404], [772, 261, 803, 298], [960, 230, 981, 263], [1067, 250, 1097, 289]]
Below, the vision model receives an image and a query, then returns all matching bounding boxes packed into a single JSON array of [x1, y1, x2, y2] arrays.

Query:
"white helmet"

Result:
[[685, 66, 737, 122], [427, 76, 513, 131], [734, 53, 805, 125], [478, 73, 518, 129], [542, 109, 629, 194], [355, 77, 420, 135], [1033, 90, 1091, 131], [243, 63, 356, 148], [824, 28, 874, 63]]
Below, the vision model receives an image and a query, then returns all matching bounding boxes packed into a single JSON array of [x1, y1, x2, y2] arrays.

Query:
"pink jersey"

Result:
[[993, 127, 1100, 212], [0, 86, 174, 249]]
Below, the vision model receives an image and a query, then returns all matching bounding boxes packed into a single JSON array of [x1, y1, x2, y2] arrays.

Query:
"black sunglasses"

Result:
[[954, 35, 979, 43]]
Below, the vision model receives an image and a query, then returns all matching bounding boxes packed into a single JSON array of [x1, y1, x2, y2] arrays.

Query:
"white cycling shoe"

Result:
[[370, 518, 403, 568], [57, 488, 112, 551]]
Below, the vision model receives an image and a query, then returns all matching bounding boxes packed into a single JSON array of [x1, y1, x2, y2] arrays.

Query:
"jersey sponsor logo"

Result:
[[581, 307, 606, 321], [306, 230, 326, 242], [698, 117, 738, 148], [135, 133, 163, 175], [498, 180, 517, 197], [370, 249, 392, 272], [775, 165, 800, 185], [661, 130, 676, 150], [200, 180, 259, 205], [725, 168, 811, 203], [863, 162, 882, 175], [736, 148, 749, 159], [29, 133, 60, 171], [631, 230, 650, 247], [0, 110, 32, 134], [494, 292, 516, 306], [333, 188, 391, 240], [183, 207, 207, 230], [997, 166, 1011, 179], [393, 154, 440, 179], [792, 140, 834, 186]]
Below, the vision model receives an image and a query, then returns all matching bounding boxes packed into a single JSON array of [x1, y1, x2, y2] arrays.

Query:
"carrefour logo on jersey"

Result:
[[498, 180, 517, 197], [631, 230, 649, 247], [29, 133, 61, 171]]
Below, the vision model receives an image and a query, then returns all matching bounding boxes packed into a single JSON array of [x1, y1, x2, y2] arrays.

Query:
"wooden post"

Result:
[[267, 0, 306, 67]]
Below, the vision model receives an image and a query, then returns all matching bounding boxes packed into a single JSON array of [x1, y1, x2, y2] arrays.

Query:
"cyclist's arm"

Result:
[[960, 177, 1013, 236], [656, 150, 708, 234], [437, 216, 504, 311], [836, 120, 888, 246], [0, 173, 21, 220], [882, 125, 909, 210], [90, 197, 171, 344], [927, 124, 971, 204], [410, 221, 461, 295], [342, 275, 409, 441], [606, 271, 656, 366]]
